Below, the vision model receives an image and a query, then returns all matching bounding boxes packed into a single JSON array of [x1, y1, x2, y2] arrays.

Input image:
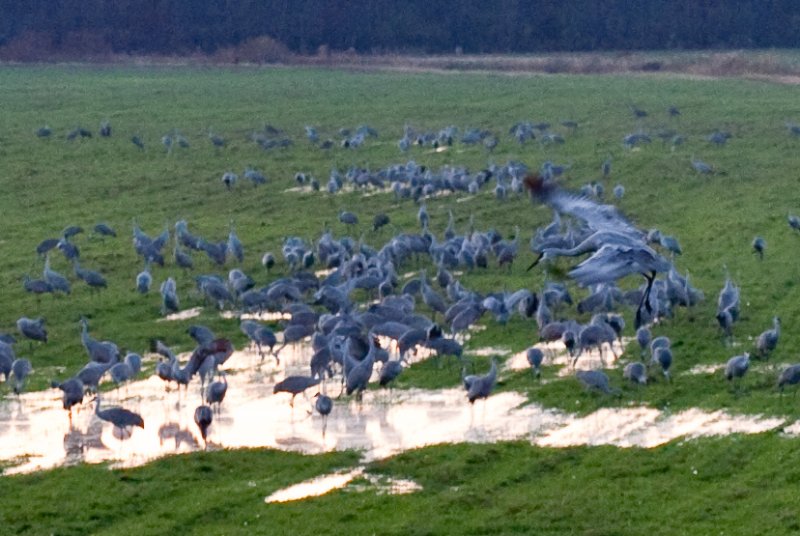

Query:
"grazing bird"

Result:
[[652, 346, 673, 381], [94, 223, 117, 237], [77, 361, 112, 393], [244, 167, 267, 186], [420, 271, 447, 320], [346, 345, 375, 401], [209, 131, 225, 147], [10, 358, 32, 394], [17, 317, 47, 344], [788, 214, 800, 232], [338, 211, 359, 226], [109, 361, 134, 391], [124, 352, 142, 376], [752, 236, 765, 259], [261, 252, 276, 271], [43, 256, 71, 295], [174, 245, 194, 270], [94, 396, 144, 434], [131, 135, 145, 150], [194, 405, 213, 443], [228, 222, 244, 264], [57, 239, 80, 261], [160, 277, 179, 315], [466, 359, 497, 404], [274, 375, 320, 407], [526, 347, 544, 378], [379, 359, 403, 387], [725, 353, 750, 388], [777, 364, 800, 394], [755, 316, 780, 360], [0, 349, 13, 382], [51, 377, 84, 418], [62, 226, 84, 239], [23, 275, 53, 295], [576, 370, 619, 395], [80, 317, 119, 364], [716, 275, 740, 340], [314, 393, 333, 422], [636, 326, 652, 357], [221, 171, 238, 190], [136, 264, 152, 294], [691, 157, 713, 174], [36, 238, 60, 257], [417, 203, 429, 229], [73, 261, 107, 289], [602, 156, 612, 177], [206, 372, 228, 412], [372, 213, 390, 231], [623, 362, 647, 385]]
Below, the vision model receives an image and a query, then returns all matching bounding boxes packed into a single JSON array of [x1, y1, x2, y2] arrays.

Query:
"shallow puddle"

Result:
[[534, 407, 783, 448], [159, 307, 203, 321], [264, 466, 422, 503], [0, 336, 788, 475], [265, 468, 365, 503], [504, 338, 630, 378], [219, 310, 290, 322], [684, 363, 726, 375]]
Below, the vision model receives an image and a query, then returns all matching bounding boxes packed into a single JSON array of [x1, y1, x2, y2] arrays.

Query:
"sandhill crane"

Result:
[[466, 359, 497, 404], [756, 317, 780, 359]]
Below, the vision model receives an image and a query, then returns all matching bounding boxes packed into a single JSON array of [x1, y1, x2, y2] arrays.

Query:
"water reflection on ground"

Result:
[[0, 338, 789, 476]]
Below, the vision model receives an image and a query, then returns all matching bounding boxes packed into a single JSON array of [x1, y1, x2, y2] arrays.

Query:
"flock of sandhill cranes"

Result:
[[5, 104, 800, 451]]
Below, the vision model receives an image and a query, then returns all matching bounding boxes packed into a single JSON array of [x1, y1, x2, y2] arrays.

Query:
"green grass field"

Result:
[[3, 64, 800, 534]]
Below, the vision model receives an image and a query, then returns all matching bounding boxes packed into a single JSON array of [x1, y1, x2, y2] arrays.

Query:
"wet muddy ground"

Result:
[[0, 333, 789, 476]]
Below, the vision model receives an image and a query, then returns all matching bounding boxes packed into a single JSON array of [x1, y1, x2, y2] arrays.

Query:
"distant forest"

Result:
[[2, 0, 799, 57]]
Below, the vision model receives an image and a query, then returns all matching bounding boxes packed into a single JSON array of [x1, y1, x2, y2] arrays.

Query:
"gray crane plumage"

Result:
[[652, 346, 673, 380], [379, 359, 403, 387], [160, 277, 180, 315], [315, 393, 333, 419], [778, 364, 800, 393], [194, 405, 213, 442], [756, 317, 780, 359], [725, 353, 750, 382], [466, 359, 497, 403], [274, 375, 320, 406], [17, 317, 47, 344], [526, 347, 544, 378], [752, 236, 766, 259], [43, 256, 71, 294], [52, 377, 84, 415], [206, 373, 228, 411], [575, 370, 619, 395], [623, 362, 647, 385], [94, 396, 144, 431], [11, 358, 32, 394]]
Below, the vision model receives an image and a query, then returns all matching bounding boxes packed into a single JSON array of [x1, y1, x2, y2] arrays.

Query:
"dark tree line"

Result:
[[2, 0, 799, 56]]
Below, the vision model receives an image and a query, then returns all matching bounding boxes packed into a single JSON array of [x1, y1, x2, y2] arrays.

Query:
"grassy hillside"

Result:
[[2, 64, 800, 533]]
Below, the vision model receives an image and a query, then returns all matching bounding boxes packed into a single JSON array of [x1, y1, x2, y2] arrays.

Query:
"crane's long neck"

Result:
[[543, 241, 595, 259], [81, 322, 92, 348], [487, 359, 497, 385]]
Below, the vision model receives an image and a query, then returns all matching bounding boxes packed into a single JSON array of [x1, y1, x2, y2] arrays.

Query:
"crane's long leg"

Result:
[[526, 252, 544, 272], [635, 272, 656, 329]]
